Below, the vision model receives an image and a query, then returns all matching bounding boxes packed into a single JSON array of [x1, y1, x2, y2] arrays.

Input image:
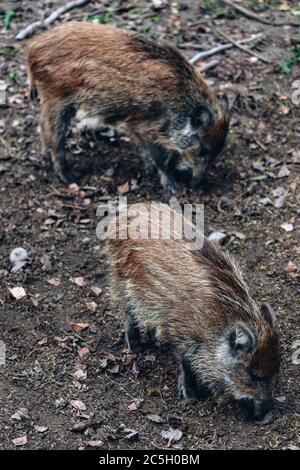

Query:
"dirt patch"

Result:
[[0, 0, 299, 450]]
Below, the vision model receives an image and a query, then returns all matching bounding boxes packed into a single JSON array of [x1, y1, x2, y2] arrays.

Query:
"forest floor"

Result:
[[0, 0, 299, 450]]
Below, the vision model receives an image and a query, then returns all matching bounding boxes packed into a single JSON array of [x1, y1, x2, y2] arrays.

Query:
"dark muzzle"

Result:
[[238, 396, 274, 425]]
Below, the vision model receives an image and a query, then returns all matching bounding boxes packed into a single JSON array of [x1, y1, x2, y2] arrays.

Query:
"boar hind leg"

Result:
[[40, 111, 52, 167], [125, 309, 142, 357], [43, 102, 74, 184]]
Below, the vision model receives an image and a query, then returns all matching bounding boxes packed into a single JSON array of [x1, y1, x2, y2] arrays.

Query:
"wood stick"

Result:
[[214, 28, 271, 64], [178, 43, 214, 51], [189, 33, 263, 64], [221, 0, 300, 27], [199, 59, 221, 73], [16, 0, 91, 40]]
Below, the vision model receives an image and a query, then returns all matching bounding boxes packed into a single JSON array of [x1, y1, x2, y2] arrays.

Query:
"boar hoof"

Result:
[[59, 171, 76, 185], [56, 167, 76, 185], [255, 411, 274, 426], [42, 151, 52, 168], [165, 179, 181, 197]]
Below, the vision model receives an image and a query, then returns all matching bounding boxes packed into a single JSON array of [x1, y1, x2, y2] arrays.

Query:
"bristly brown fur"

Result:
[[106, 203, 280, 420], [27, 22, 230, 190]]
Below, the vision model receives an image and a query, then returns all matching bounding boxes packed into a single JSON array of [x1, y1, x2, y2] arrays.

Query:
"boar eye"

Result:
[[191, 105, 213, 129]]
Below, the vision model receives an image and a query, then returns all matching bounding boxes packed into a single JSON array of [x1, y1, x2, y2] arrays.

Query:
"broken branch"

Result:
[[199, 59, 221, 73], [189, 33, 263, 64], [221, 0, 300, 27], [214, 29, 271, 64], [16, 0, 91, 40]]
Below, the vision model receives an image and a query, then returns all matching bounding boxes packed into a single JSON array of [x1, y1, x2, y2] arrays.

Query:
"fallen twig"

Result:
[[221, 0, 300, 27], [199, 59, 221, 73], [189, 33, 263, 64], [179, 43, 214, 51], [214, 28, 271, 64], [16, 0, 91, 40]]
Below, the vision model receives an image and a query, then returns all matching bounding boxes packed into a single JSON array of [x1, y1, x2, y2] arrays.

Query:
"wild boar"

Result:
[[27, 23, 230, 193], [106, 203, 280, 423]]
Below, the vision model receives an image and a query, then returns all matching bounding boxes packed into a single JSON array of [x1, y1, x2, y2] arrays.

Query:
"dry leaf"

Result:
[[284, 261, 297, 277], [278, 1, 290, 12], [87, 439, 103, 447], [107, 364, 120, 374], [208, 231, 227, 244], [73, 369, 87, 381], [68, 183, 80, 193], [275, 396, 286, 403], [277, 165, 290, 178], [12, 435, 27, 446], [72, 276, 86, 287], [77, 346, 90, 358], [70, 399, 86, 411], [117, 181, 129, 194], [86, 301, 97, 312], [124, 428, 139, 440], [9, 286, 26, 300], [10, 408, 29, 421], [161, 428, 182, 445], [232, 231, 246, 240], [69, 322, 89, 333], [147, 414, 164, 423], [279, 104, 290, 115], [47, 277, 61, 287], [34, 425, 48, 433], [281, 223, 294, 232], [99, 358, 108, 369], [90, 286, 102, 296], [128, 400, 142, 411], [152, 0, 167, 9], [38, 337, 48, 346]]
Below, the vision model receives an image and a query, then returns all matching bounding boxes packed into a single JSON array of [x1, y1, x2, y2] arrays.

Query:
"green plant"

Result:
[[2, 8, 14, 29], [202, 0, 222, 15], [9, 69, 17, 83], [279, 46, 300, 74], [150, 15, 161, 23], [291, 1, 300, 15], [83, 9, 114, 25]]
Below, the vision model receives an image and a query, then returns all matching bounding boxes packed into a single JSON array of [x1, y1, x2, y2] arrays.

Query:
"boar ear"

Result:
[[219, 93, 230, 114], [229, 323, 255, 353], [261, 303, 276, 326], [191, 104, 213, 129]]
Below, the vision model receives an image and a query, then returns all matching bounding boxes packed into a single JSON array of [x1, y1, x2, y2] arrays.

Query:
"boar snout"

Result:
[[254, 396, 274, 425], [173, 162, 193, 185], [238, 395, 274, 424]]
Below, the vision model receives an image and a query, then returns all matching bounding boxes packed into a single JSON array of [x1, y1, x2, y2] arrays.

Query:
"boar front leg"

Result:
[[41, 101, 74, 184], [40, 109, 52, 168], [150, 144, 181, 195], [178, 355, 210, 400], [178, 355, 198, 399], [125, 309, 143, 357]]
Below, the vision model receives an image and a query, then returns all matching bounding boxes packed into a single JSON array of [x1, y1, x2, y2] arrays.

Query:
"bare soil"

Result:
[[0, 0, 299, 450]]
